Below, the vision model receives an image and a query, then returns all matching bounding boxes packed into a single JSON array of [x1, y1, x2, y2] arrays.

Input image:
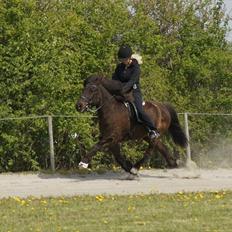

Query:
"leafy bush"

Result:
[[0, 0, 232, 171]]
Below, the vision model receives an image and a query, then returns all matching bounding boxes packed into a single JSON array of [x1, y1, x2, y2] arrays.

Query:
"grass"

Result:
[[0, 191, 231, 232]]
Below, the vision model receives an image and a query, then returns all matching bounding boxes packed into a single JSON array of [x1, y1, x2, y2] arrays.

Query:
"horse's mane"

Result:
[[84, 74, 133, 102], [84, 75, 123, 95]]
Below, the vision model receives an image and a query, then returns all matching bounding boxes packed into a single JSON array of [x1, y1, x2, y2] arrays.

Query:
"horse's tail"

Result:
[[165, 104, 188, 148]]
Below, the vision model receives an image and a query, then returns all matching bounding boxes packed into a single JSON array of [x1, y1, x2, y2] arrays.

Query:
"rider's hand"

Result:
[[122, 85, 131, 94]]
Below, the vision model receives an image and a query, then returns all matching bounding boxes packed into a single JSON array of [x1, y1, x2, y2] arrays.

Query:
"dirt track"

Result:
[[0, 168, 232, 198]]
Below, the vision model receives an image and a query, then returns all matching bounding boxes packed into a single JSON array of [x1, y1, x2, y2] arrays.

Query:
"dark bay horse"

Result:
[[76, 75, 188, 175]]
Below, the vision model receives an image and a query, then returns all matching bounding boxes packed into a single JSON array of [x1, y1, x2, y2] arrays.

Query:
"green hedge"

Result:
[[0, 0, 232, 171]]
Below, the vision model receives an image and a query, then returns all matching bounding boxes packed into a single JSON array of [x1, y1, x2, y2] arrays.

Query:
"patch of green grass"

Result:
[[0, 191, 231, 232]]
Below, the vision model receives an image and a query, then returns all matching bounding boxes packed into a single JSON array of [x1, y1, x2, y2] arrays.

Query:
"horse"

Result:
[[76, 75, 188, 175]]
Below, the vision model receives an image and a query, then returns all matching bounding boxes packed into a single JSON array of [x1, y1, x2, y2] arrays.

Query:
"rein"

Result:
[[87, 95, 115, 113], [82, 84, 115, 113]]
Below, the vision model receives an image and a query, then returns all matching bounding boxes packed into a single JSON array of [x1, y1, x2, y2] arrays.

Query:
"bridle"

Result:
[[80, 84, 115, 113]]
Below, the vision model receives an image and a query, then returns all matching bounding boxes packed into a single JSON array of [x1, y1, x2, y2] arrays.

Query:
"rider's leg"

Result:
[[133, 91, 160, 139]]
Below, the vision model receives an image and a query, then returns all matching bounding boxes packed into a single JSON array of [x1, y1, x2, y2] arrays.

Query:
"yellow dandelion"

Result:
[[128, 206, 136, 212], [215, 194, 221, 199], [20, 200, 26, 206], [95, 195, 104, 202], [41, 200, 47, 205], [13, 196, 21, 202], [58, 199, 68, 204]]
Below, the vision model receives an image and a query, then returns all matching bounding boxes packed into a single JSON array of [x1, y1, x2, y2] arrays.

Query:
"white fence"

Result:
[[0, 113, 232, 171]]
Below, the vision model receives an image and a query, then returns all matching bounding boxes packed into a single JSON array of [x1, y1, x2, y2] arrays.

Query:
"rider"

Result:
[[112, 44, 160, 139]]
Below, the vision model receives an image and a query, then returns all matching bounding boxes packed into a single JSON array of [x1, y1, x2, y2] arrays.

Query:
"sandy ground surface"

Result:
[[0, 168, 232, 198]]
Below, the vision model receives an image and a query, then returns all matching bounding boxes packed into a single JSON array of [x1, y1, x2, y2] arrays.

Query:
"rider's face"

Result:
[[120, 57, 131, 66]]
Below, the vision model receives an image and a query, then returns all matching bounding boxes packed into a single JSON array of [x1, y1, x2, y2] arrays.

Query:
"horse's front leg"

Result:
[[78, 138, 111, 169]]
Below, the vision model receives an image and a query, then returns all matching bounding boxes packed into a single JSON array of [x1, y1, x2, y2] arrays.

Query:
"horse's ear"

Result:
[[84, 75, 92, 86], [94, 75, 103, 85], [99, 76, 103, 82], [83, 79, 88, 86]]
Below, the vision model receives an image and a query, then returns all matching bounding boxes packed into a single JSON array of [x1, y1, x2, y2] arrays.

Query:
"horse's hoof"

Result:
[[126, 173, 139, 180], [130, 168, 139, 175], [120, 173, 139, 180], [79, 161, 89, 169], [130, 167, 139, 175]]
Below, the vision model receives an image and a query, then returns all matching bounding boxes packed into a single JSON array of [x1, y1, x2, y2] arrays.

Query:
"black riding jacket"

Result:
[[112, 58, 141, 93], [112, 58, 155, 130]]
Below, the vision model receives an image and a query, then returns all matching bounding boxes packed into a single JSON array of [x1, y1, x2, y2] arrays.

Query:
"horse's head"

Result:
[[76, 83, 102, 112]]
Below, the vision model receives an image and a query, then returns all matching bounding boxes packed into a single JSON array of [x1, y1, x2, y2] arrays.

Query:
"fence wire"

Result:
[[0, 113, 232, 171]]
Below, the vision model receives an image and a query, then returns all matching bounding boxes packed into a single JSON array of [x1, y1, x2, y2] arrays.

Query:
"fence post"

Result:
[[184, 113, 192, 164], [48, 115, 55, 172]]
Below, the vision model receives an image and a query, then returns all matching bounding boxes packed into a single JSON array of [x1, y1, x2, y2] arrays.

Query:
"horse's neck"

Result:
[[101, 78, 122, 95], [97, 85, 118, 121], [98, 85, 116, 110], [97, 85, 129, 136]]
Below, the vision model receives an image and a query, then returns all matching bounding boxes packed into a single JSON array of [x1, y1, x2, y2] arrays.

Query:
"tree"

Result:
[[0, 0, 231, 171]]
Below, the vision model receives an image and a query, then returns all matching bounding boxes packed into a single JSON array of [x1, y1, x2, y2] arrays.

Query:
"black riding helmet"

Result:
[[118, 45, 132, 60]]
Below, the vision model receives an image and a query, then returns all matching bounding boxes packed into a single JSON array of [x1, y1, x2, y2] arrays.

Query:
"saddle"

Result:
[[114, 93, 143, 123], [123, 101, 143, 123]]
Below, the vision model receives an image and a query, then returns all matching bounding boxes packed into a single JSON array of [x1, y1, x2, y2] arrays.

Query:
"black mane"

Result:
[[84, 75, 123, 95]]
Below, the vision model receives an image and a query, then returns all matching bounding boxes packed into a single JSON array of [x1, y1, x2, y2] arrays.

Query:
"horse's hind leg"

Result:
[[155, 140, 177, 168], [108, 144, 133, 173], [133, 140, 177, 170]]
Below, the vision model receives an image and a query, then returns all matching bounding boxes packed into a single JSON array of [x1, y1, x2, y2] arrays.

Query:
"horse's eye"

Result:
[[90, 85, 97, 92]]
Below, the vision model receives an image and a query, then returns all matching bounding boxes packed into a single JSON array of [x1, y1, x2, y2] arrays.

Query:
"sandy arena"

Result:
[[0, 168, 232, 198]]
